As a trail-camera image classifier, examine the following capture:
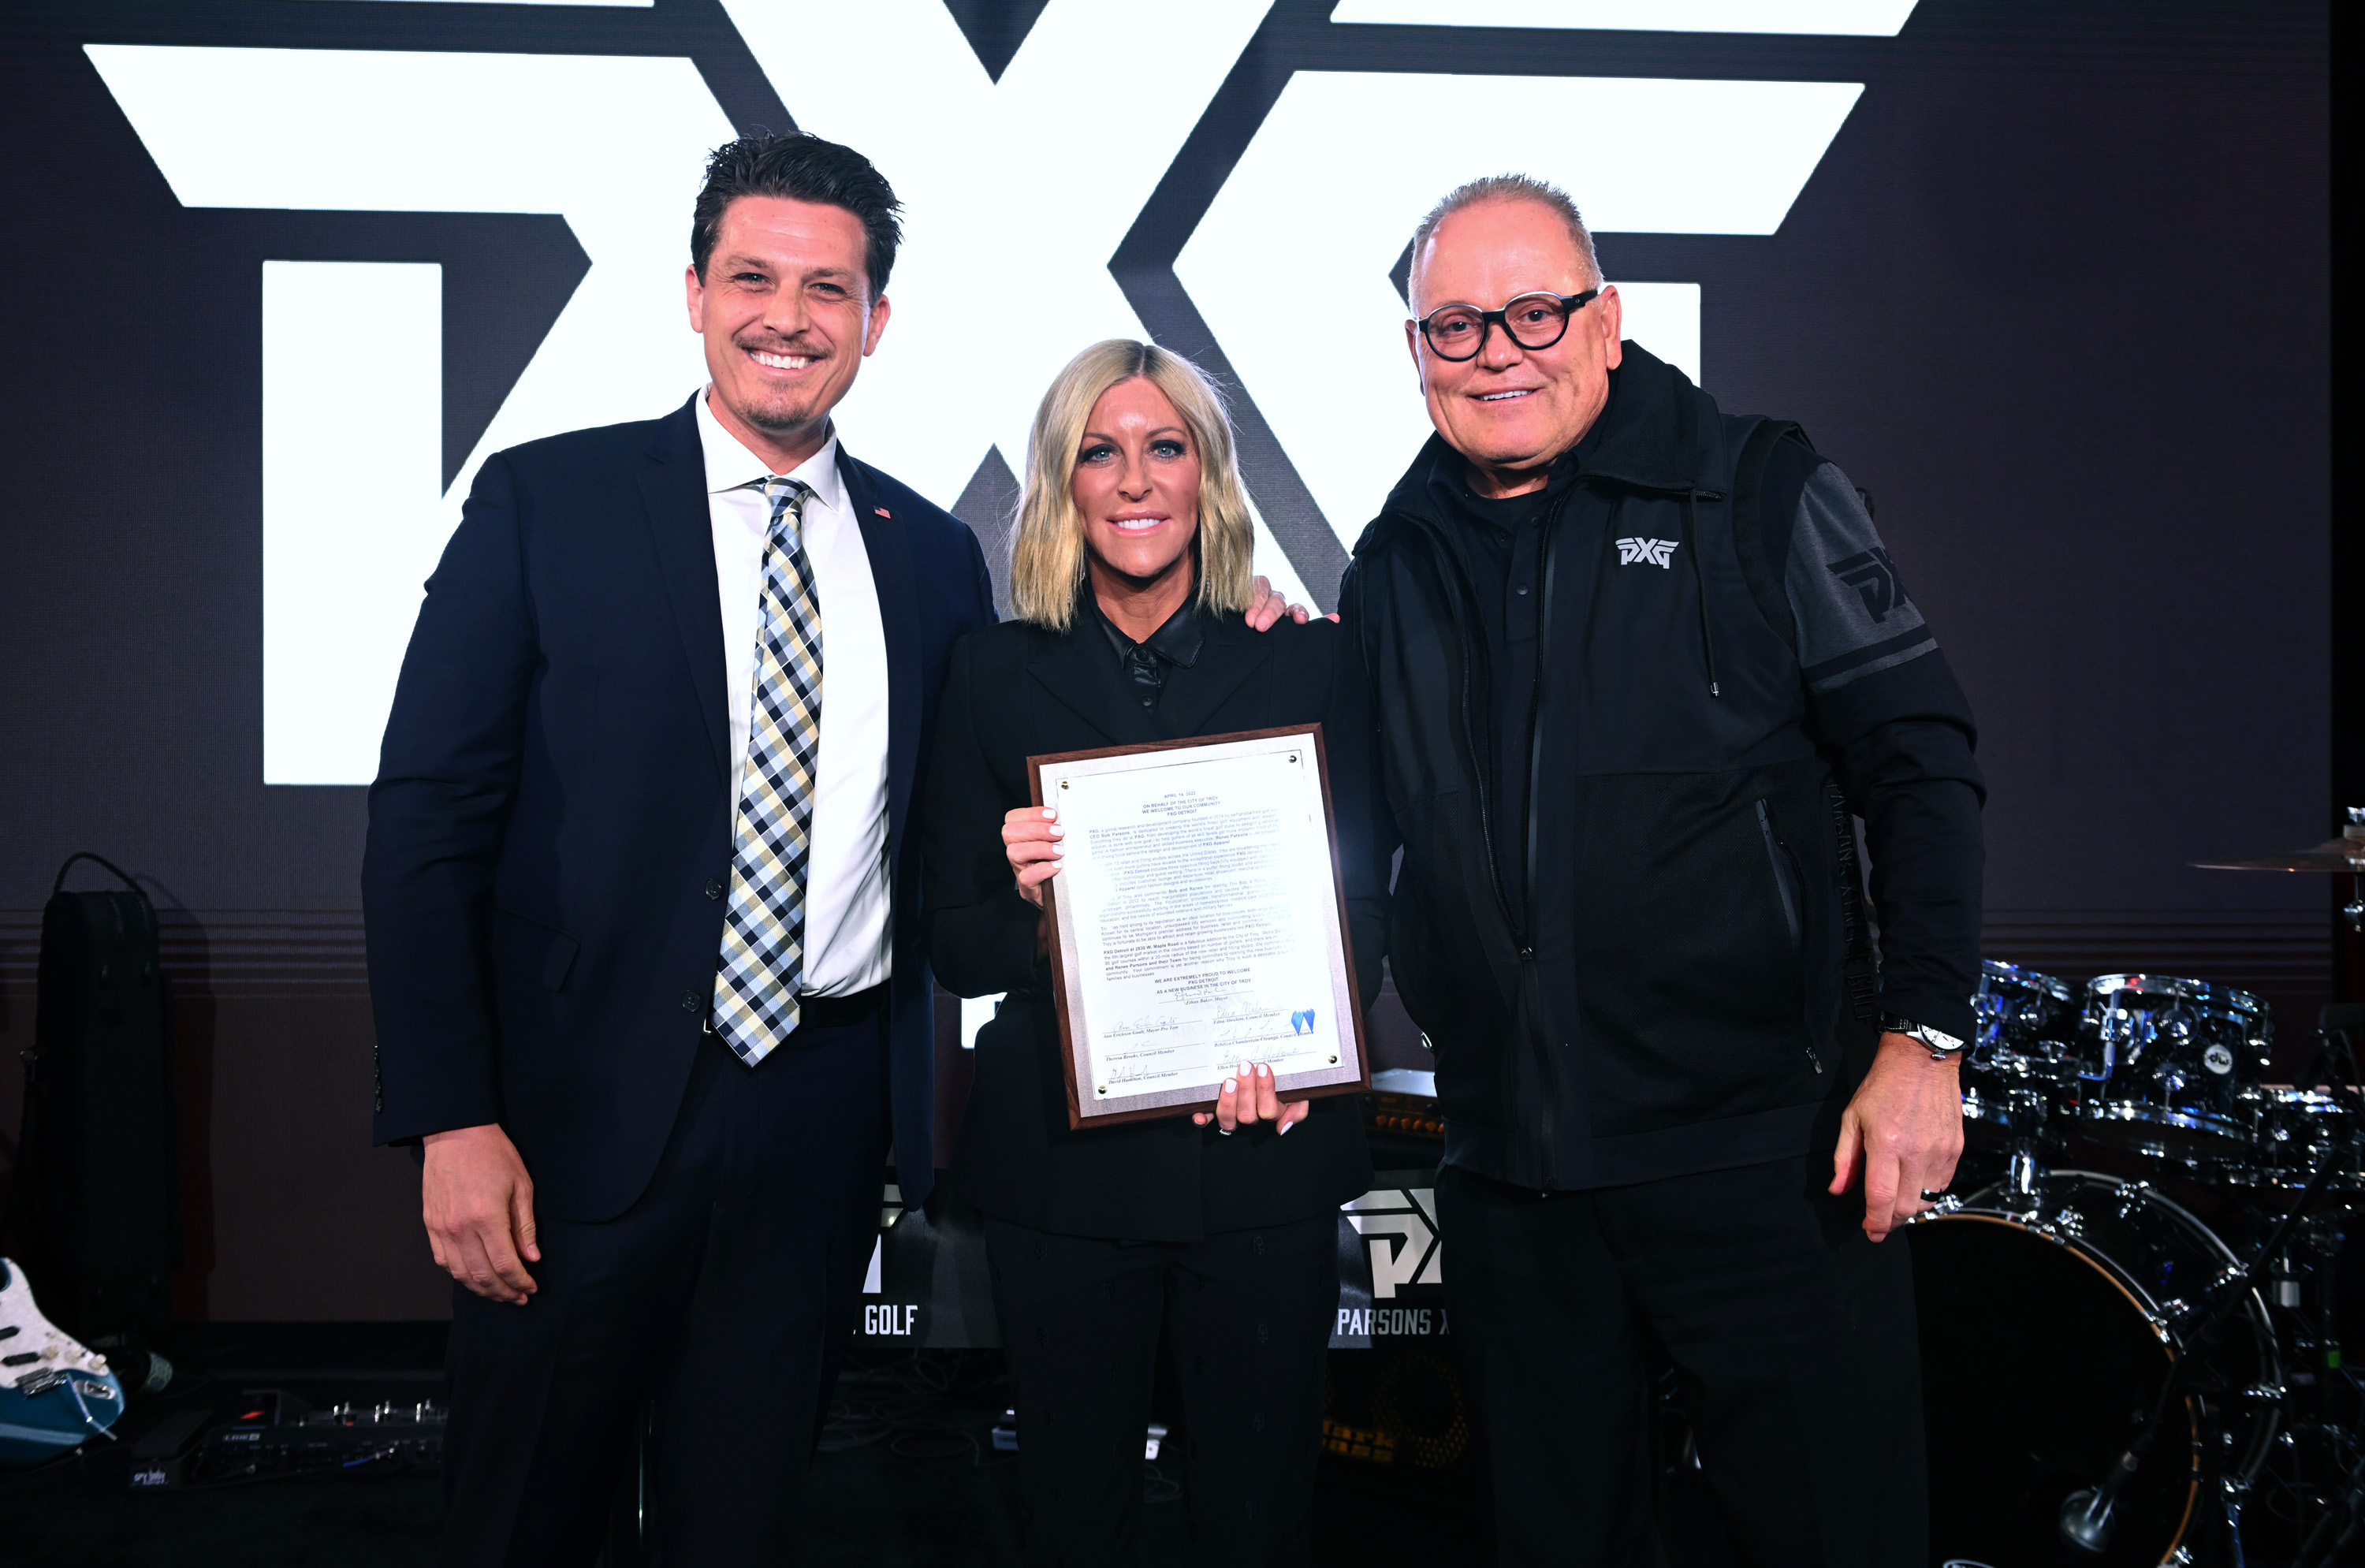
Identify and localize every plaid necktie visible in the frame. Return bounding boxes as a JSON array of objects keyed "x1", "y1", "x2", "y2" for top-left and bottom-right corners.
[{"x1": 712, "y1": 476, "x2": 824, "y2": 1066}]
